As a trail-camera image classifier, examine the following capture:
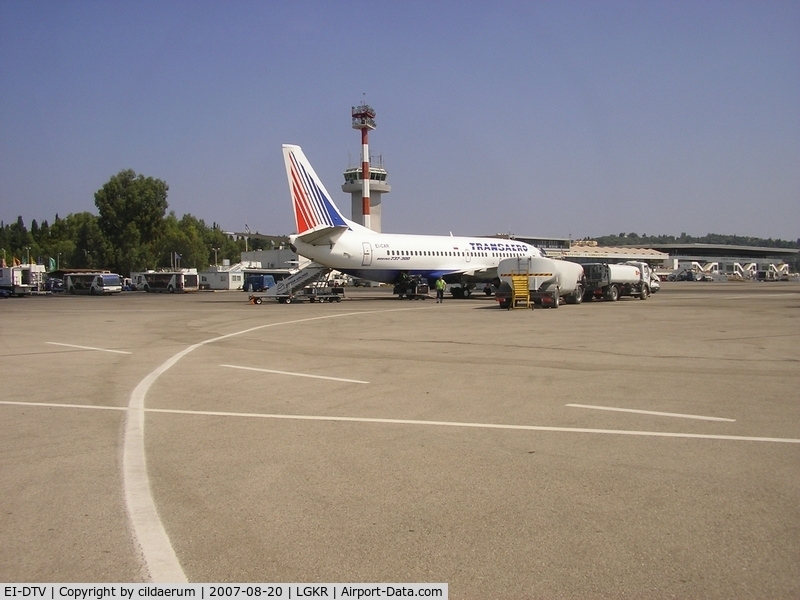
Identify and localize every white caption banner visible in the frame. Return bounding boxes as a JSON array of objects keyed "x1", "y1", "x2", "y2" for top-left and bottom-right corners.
[{"x1": 2, "y1": 584, "x2": 448, "y2": 600}]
